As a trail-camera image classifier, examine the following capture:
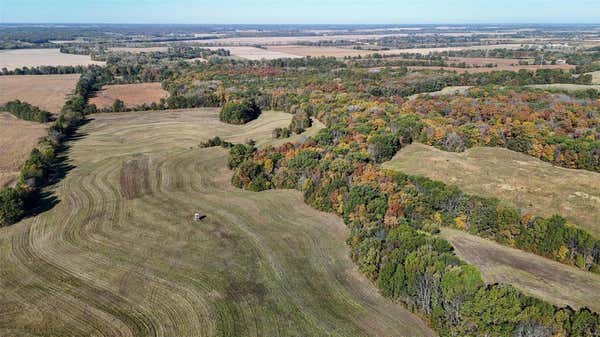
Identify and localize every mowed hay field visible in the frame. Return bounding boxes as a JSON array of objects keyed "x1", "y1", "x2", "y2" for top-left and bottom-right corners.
[
  {"x1": 89, "y1": 83, "x2": 169, "y2": 109},
  {"x1": 0, "y1": 113, "x2": 48, "y2": 187},
  {"x1": 108, "y1": 47, "x2": 169, "y2": 53},
  {"x1": 526, "y1": 83, "x2": 600, "y2": 91},
  {"x1": 0, "y1": 49, "x2": 105, "y2": 71},
  {"x1": 441, "y1": 228, "x2": 600, "y2": 312},
  {"x1": 383, "y1": 143, "x2": 600, "y2": 236},
  {"x1": 0, "y1": 109, "x2": 434, "y2": 337},
  {"x1": 0, "y1": 74, "x2": 80, "y2": 113},
  {"x1": 208, "y1": 46, "x2": 301, "y2": 60}
]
